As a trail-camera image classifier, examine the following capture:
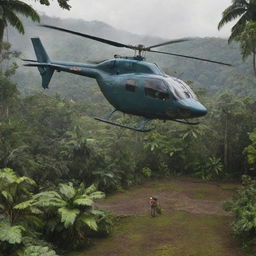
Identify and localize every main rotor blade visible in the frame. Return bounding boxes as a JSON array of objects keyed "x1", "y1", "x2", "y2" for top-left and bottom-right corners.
[
  {"x1": 21, "y1": 58, "x2": 38, "y2": 62},
  {"x1": 41, "y1": 25, "x2": 135, "y2": 49},
  {"x1": 147, "y1": 38, "x2": 191, "y2": 49},
  {"x1": 148, "y1": 49, "x2": 232, "y2": 66}
]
